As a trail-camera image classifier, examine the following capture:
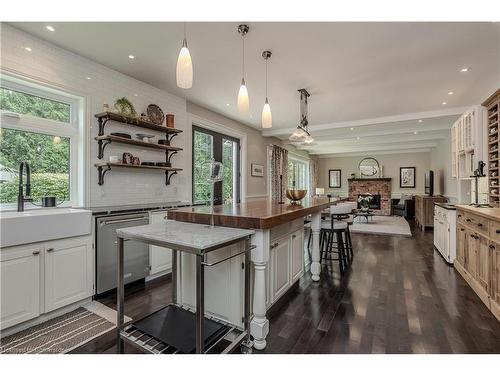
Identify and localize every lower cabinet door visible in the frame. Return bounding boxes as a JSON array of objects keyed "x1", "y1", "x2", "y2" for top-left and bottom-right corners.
[
  {"x1": 475, "y1": 234, "x2": 490, "y2": 293},
  {"x1": 290, "y1": 229, "x2": 304, "y2": 282},
  {"x1": 466, "y1": 230, "x2": 478, "y2": 278},
  {"x1": 491, "y1": 242, "x2": 500, "y2": 307},
  {"x1": 44, "y1": 236, "x2": 93, "y2": 313},
  {"x1": 456, "y1": 224, "x2": 467, "y2": 267},
  {"x1": 0, "y1": 245, "x2": 41, "y2": 330},
  {"x1": 149, "y1": 211, "x2": 172, "y2": 275},
  {"x1": 270, "y1": 237, "x2": 290, "y2": 303}
]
